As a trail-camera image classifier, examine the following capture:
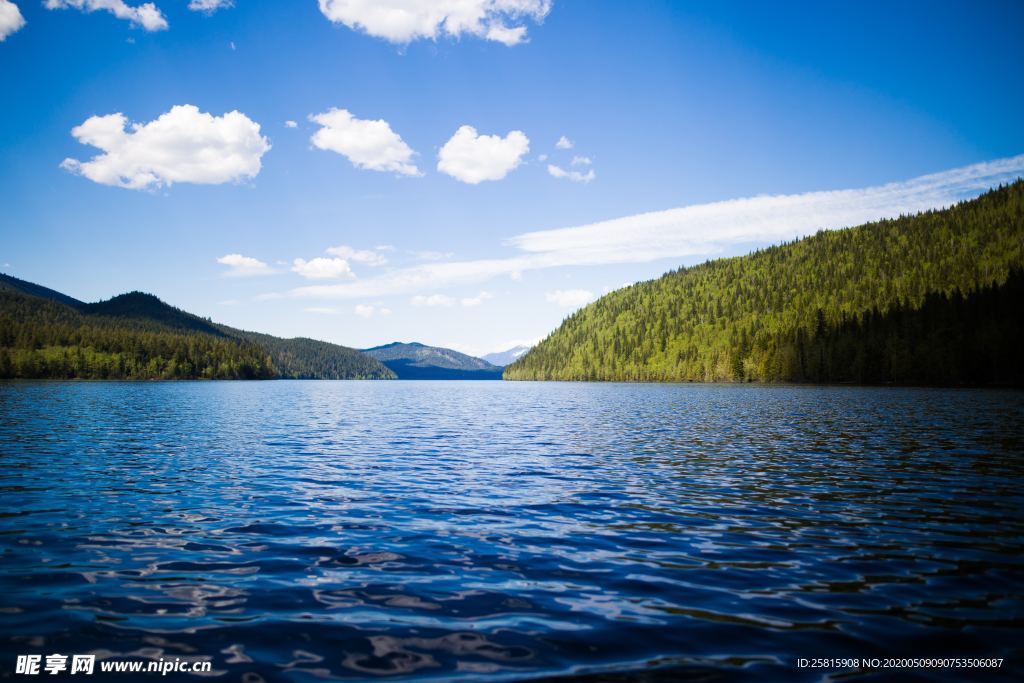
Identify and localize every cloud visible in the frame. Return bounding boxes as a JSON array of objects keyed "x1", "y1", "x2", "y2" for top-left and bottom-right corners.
[
  {"x1": 545, "y1": 289, "x2": 594, "y2": 308},
  {"x1": 310, "y1": 108, "x2": 421, "y2": 176},
  {"x1": 409, "y1": 249, "x2": 453, "y2": 261},
  {"x1": 355, "y1": 303, "x2": 391, "y2": 317},
  {"x1": 61, "y1": 105, "x2": 269, "y2": 190},
  {"x1": 286, "y1": 155, "x2": 1024, "y2": 300},
  {"x1": 437, "y1": 125, "x2": 529, "y2": 184},
  {"x1": 0, "y1": 1, "x2": 26, "y2": 41},
  {"x1": 555, "y1": 135, "x2": 573, "y2": 149},
  {"x1": 411, "y1": 293, "x2": 455, "y2": 307},
  {"x1": 304, "y1": 306, "x2": 338, "y2": 315},
  {"x1": 217, "y1": 254, "x2": 276, "y2": 278},
  {"x1": 548, "y1": 164, "x2": 595, "y2": 183},
  {"x1": 45, "y1": 0, "x2": 168, "y2": 31},
  {"x1": 461, "y1": 291, "x2": 493, "y2": 307},
  {"x1": 317, "y1": 0, "x2": 550, "y2": 46},
  {"x1": 571, "y1": 155, "x2": 591, "y2": 166},
  {"x1": 188, "y1": 0, "x2": 231, "y2": 11},
  {"x1": 284, "y1": 120, "x2": 298, "y2": 129},
  {"x1": 326, "y1": 244, "x2": 388, "y2": 266},
  {"x1": 292, "y1": 257, "x2": 356, "y2": 280}
]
